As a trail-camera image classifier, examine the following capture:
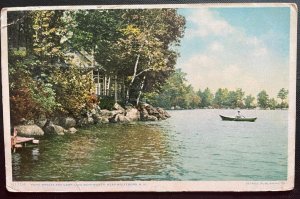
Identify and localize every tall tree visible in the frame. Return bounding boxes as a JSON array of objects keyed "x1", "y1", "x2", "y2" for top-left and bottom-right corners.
[
  {"x1": 225, "y1": 88, "x2": 245, "y2": 108},
  {"x1": 244, "y1": 95, "x2": 255, "y2": 109},
  {"x1": 277, "y1": 88, "x2": 288, "y2": 108},
  {"x1": 257, "y1": 90, "x2": 269, "y2": 109},
  {"x1": 268, "y1": 98, "x2": 278, "y2": 110},
  {"x1": 198, "y1": 88, "x2": 214, "y2": 108},
  {"x1": 213, "y1": 88, "x2": 229, "y2": 108},
  {"x1": 185, "y1": 85, "x2": 201, "y2": 109},
  {"x1": 116, "y1": 9, "x2": 185, "y2": 104},
  {"x1": 144, "y1": 69, "x2": 197, "y2": 109},
  {"x1": 68, "y1": 9, "x2": 185, "y2": 104}
]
